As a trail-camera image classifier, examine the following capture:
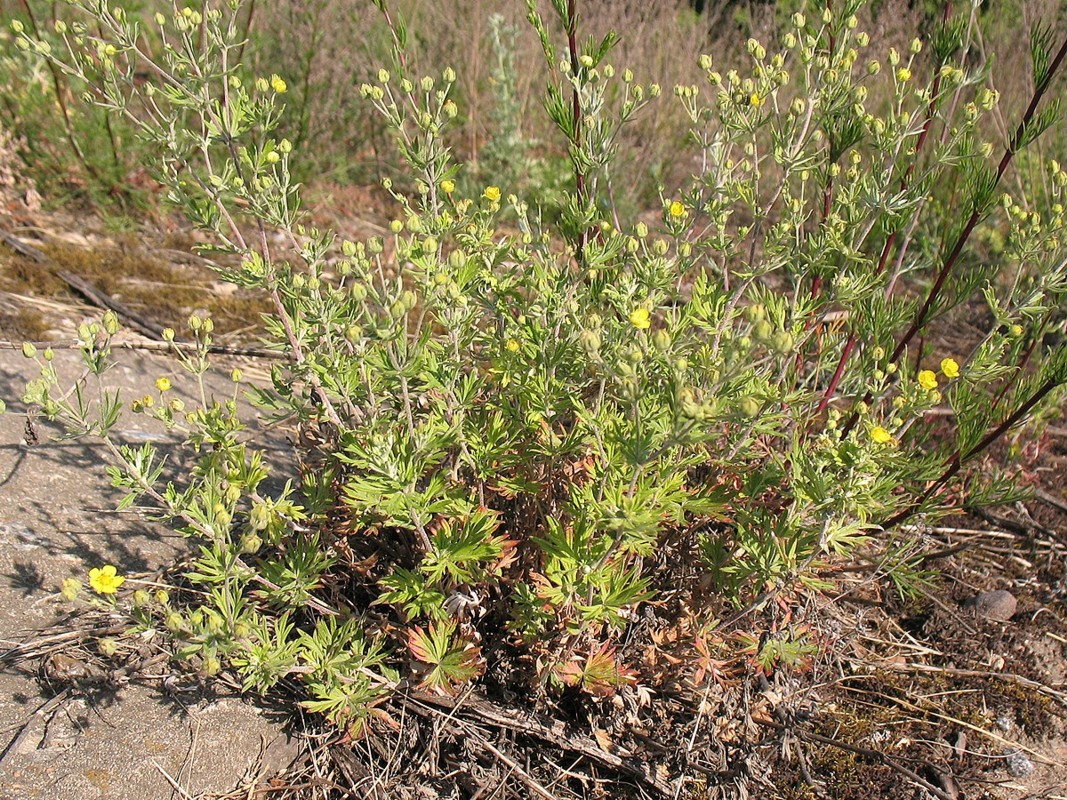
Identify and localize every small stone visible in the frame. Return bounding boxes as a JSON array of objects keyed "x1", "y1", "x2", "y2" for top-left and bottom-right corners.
[
  {"x1": 971, "y1": 589, "x2": 1017, "y2": 622},
  {"x1": 1005, "y1": 748, "x2": 1034, "y2": 778}
]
